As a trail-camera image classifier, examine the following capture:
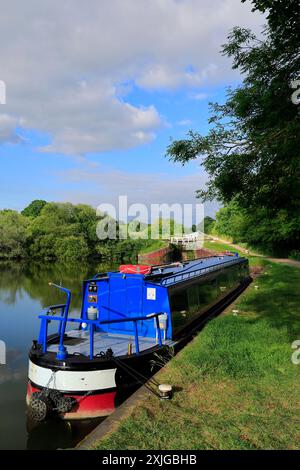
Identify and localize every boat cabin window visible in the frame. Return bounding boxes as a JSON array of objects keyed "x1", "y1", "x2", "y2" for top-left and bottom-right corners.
[{"x1": 169, "y1": 262, "x2": 248, "y2": 334}]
